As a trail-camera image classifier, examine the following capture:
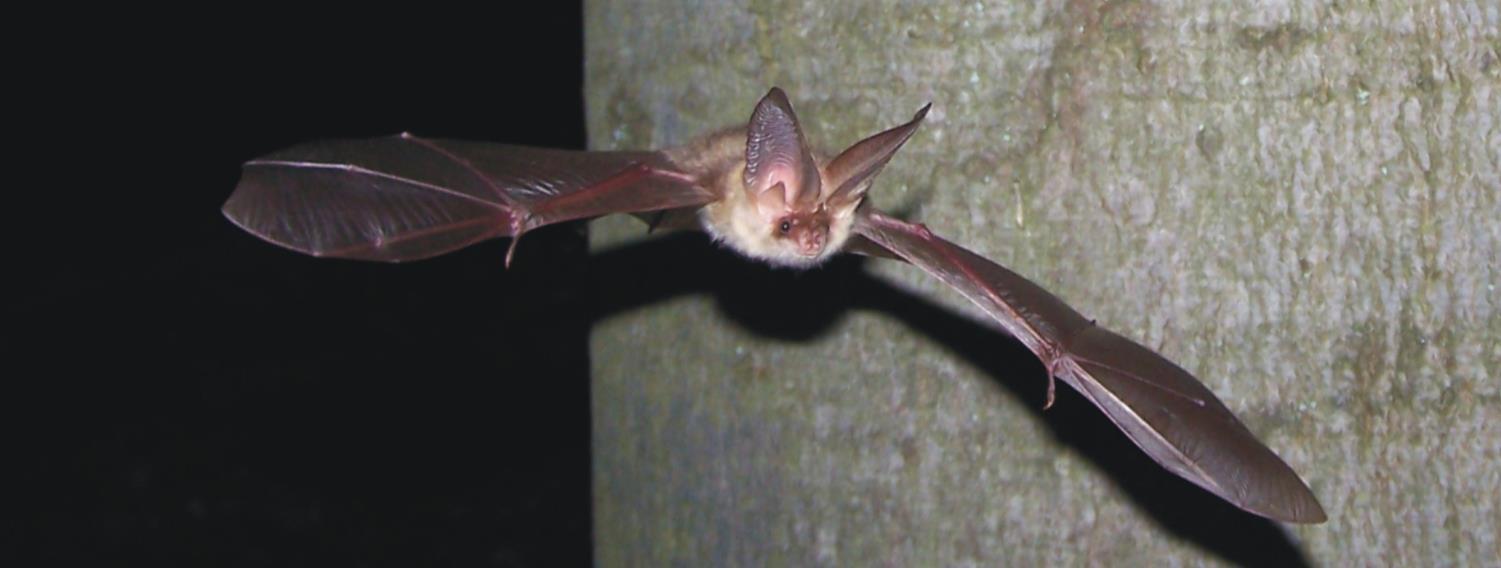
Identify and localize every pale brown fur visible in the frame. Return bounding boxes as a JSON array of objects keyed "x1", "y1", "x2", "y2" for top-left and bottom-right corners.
[{"x1": 664, "y1": 129, "x2": 859, "y2": 269}]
